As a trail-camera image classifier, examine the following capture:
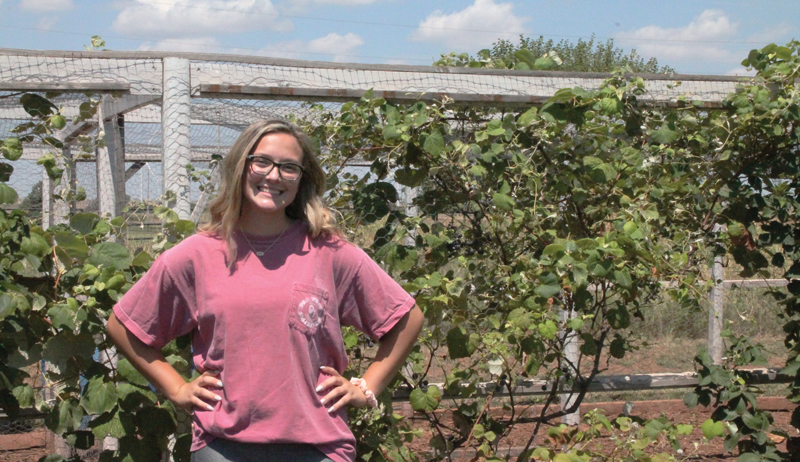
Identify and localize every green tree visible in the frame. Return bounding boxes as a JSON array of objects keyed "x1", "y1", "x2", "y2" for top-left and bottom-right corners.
[
  {"x1": 20, "y1": 180, "x2": 42, "y2": 216},
  {"x1": 435, "y1": 34, "x2": 674, "y2": 73}
]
